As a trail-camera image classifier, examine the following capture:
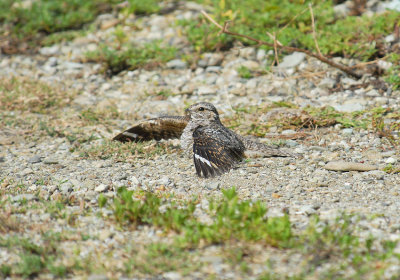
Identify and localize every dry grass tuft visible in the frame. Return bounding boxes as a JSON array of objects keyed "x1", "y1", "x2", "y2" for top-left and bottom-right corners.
[
  {"x1": 0, "y1": 210, "x2": 20, "y2": 233},
  {"x1": 0, "y1": 77, "x2": 77, "y2": 114}
]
